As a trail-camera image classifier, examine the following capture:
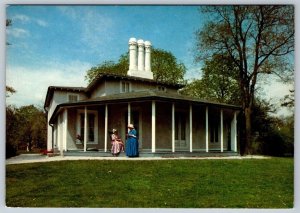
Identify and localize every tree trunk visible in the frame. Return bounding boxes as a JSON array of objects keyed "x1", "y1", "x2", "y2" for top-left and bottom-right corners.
[{"x1": 244, "y1": 106, "x2": 252, "y2": 155}]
